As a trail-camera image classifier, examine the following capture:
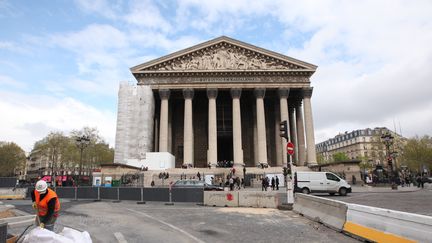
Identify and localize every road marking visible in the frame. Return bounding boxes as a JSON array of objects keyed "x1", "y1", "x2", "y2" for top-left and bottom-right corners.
[
  {"x1": 343, "y1": 221, "x2": 415, "y2": 243},
  {"x1": 114, "y1": 232, "x2": 128, "y2": 243},
  {"x1": 127, "y1": 208, "x2": 205, "y2": 243}
]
